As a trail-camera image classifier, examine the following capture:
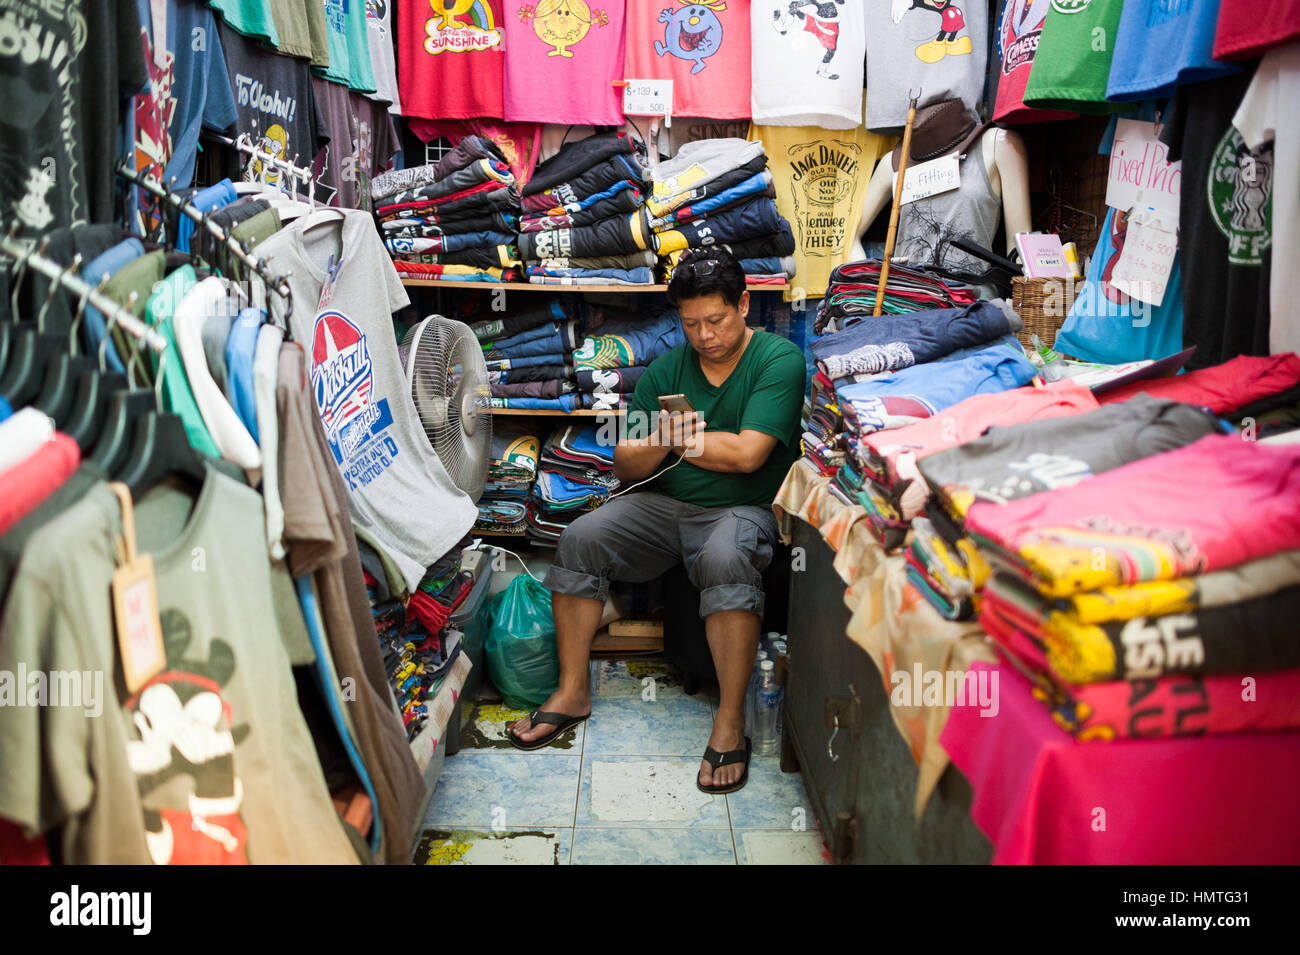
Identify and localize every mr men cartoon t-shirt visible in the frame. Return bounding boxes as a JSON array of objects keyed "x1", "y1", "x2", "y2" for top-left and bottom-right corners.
[
  {"x1": 504, "y1": 0, "x2": 627, "y2": 125},
  {"x1": 992, "y1": 0, "x2": 1077, "y2": 122},
  {"x1": 750, "y1": 0, "x2": 866, "y2": 129},
  {"x1": 624, "y1": 0, "x2": 751, "y2": 119},
  {"x1": 132, "y1": 0, "x2": 239, "y2": 192},
  {"x1": 399, "y1": 0, "x2": 506, "y2": 120},
  {"x1": 750, "y1": 123, "x2": 896, "y2": 299},
  {"x1": 1161, "y1": 70, "x2": 1272, "y2": 369},
  {"x1": 863, "y1": 0, "x2": 989, "y2": 132},
  {"x1": 220, "y1": 22, "x2": 331, "y2": 186}
]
